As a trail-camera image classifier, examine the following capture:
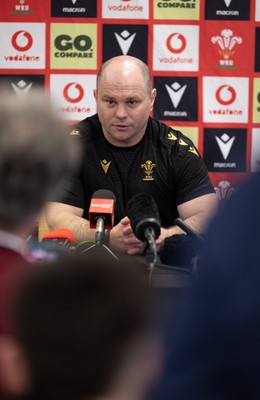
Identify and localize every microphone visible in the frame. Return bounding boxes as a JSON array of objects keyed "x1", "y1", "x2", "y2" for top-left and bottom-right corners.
[
  {"x1": 159, "y1": 220, "x2": 204, "y2": 271},
  {"x1": 159, "y1": 234, "x2": 202, "y2": 269},
  {"x1": 175, "y1": 218, "x2": 204, "y2": 244},
  {"x1": 89, "y1": 189, "x2": 115, "y2": 244},
  {"x1": 126, "y1": 192, "x2": 161, "y2": 266},
  {"x1": 26, "y1": 228, "x2": 75, "y2": 262},
  {"x1": 41, "y1": 228, "x2": 75, "y2": 249}
]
